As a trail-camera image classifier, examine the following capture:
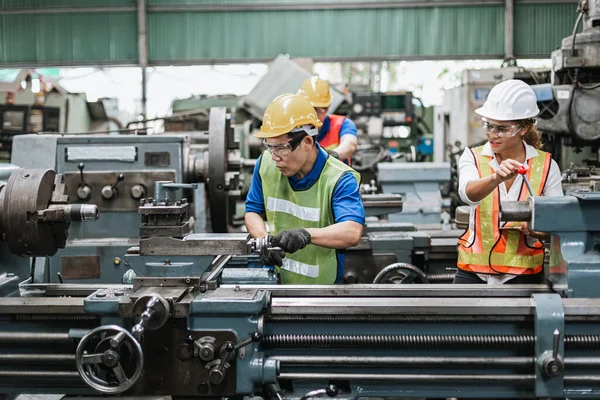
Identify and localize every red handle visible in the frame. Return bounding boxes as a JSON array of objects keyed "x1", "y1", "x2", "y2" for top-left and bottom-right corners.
[{"x1": 517, "y1": 165, "x2": 527, "y2": 175}]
